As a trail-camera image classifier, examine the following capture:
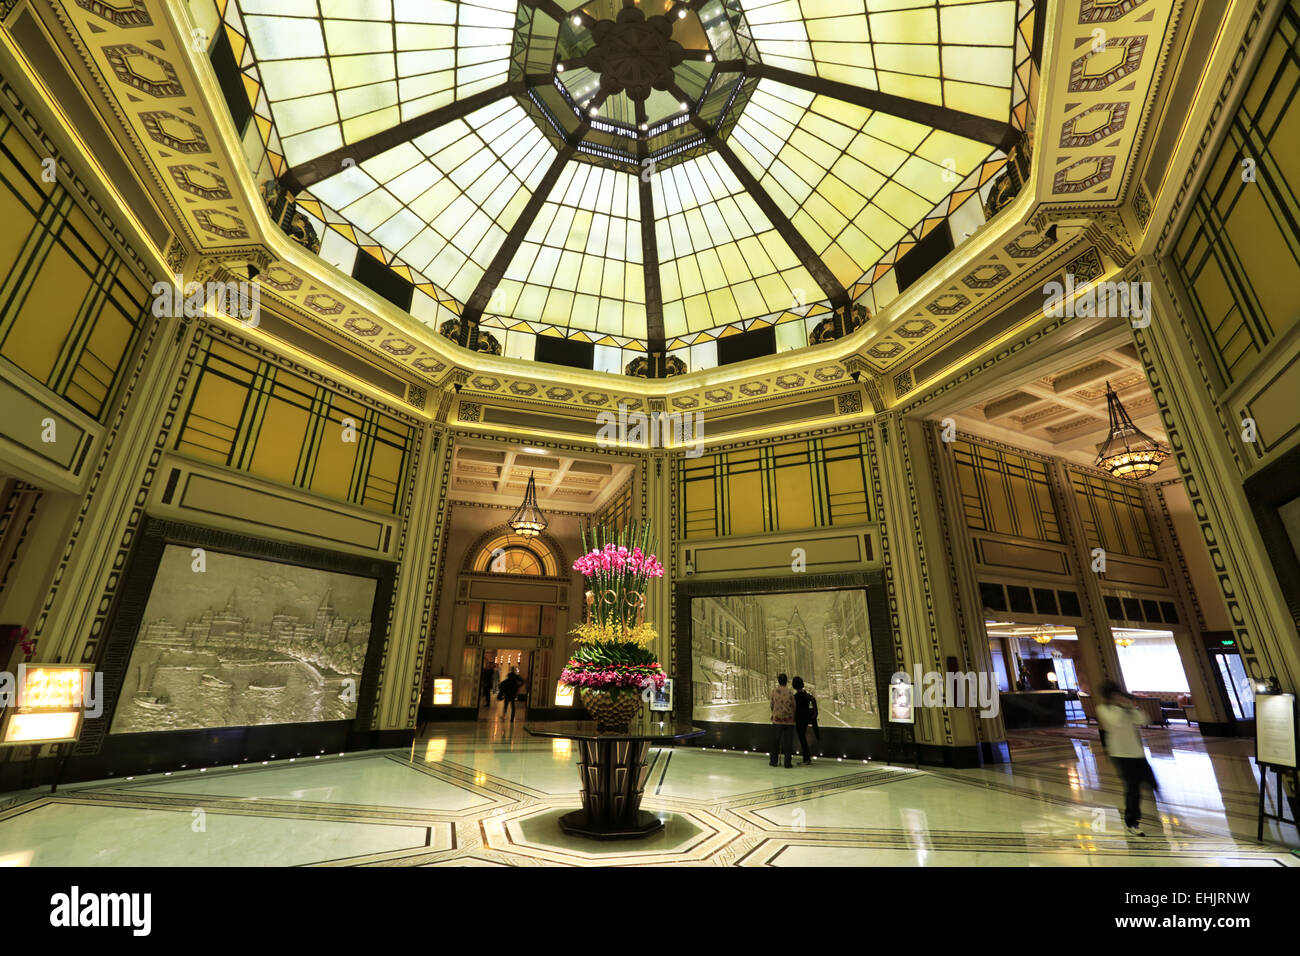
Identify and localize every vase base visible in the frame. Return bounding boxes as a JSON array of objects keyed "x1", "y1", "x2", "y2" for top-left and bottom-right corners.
[{"x1": 558, "y1": 809, "x2": 664, "y2": 840}]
